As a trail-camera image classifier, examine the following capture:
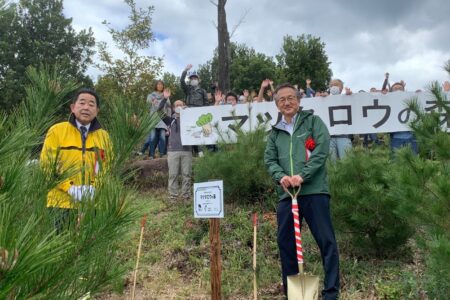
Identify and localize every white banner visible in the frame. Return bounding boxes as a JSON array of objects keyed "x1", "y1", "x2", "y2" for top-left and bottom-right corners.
[{"x1": 180, "y1": 91, "x2": 450, "y2": 145}]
